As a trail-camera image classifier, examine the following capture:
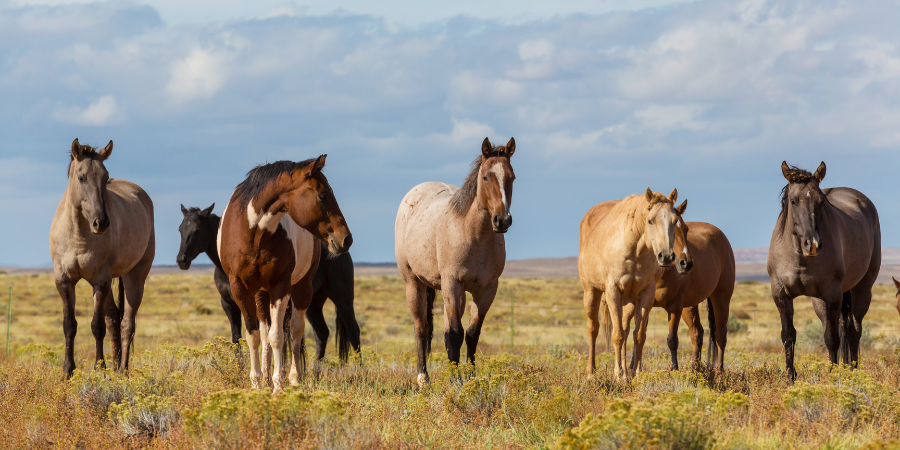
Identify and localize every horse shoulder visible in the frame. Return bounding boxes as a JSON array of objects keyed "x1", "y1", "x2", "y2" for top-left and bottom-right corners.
[{"x1": 279, "y1": 217, "x2": 317, "y2": 285}]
